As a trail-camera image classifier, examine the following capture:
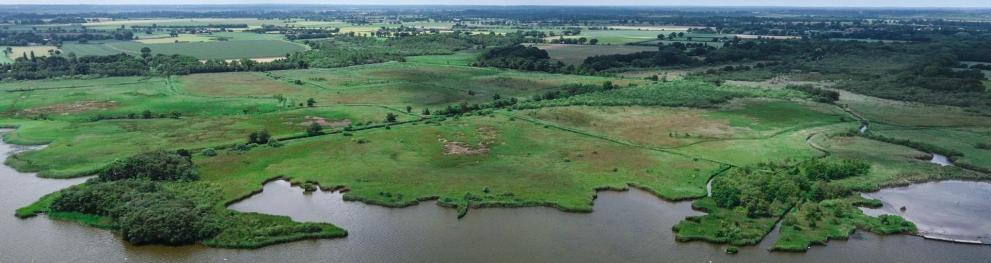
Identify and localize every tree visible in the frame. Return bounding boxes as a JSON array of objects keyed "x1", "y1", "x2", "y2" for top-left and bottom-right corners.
[
  {"x1": 602, "y1": 81, "x2": 614, "y2": 90},
  {"x1": 385, "y1": 112, "x2": 398, "y2": 123},
  {"x1": 306, "y1": 122, "x2": 323, "y2": 136},
  {"x1": 306, "y1": 98, "x2": 316, "y2": 107},
  {"x1": 248, "y1": 132, "x2": 258, "y2": 144},
  {"x1": 422, "y1": 108, "x2": 431, "y2": 115},
  {"x1": 255, "y1": 130, "x2": 271, "y2": 144},
  {"x1": 405, "y1": 106, "x2": 412, "y2": 113},
  {"x1": 589, "y1": 39, "x2": 599, "y2": 45},
  {"x1": 142, "y1": 110, "x2": 153, "y2": 119},
  {"x1": 140, "y1": 47, "x2": 152, "y2": 59}
]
